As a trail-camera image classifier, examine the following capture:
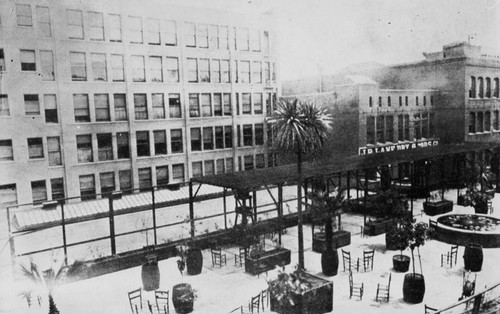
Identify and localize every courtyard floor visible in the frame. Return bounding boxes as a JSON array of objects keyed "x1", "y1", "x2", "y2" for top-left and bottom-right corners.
[{"x1": 1, "y1": 190, "x2": 500, "y2": 314}]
